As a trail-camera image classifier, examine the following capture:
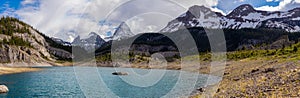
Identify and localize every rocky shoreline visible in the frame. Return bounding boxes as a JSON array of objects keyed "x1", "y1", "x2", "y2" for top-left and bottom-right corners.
[
  {"x1": 0, "y1": 66, "x2": 42, "y2": 75},
  {"x1": 0, "y1": 58, "x2": 299, "y2": 97},
  {"x1": 191, "y1": 59, "x2": 300, "y2": 97}
]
